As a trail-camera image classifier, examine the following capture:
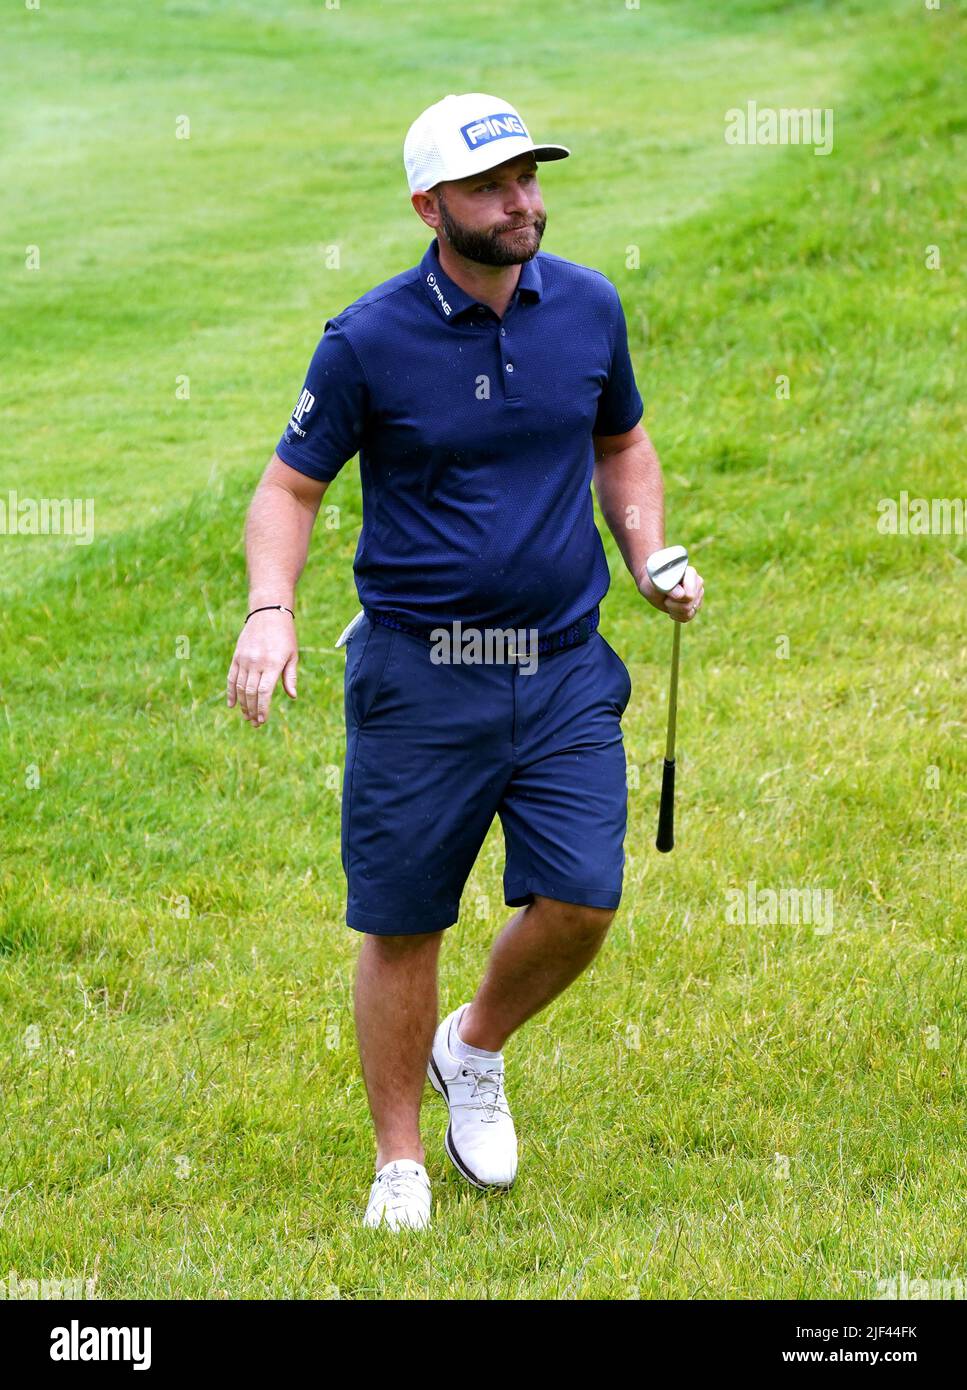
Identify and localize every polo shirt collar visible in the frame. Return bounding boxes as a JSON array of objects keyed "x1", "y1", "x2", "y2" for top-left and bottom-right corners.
[
  {"x1": 419, "y1": 238, "x2": 543, "y2": 322},
  {"x1": 517, "y1": 252, "x2": 542, "y2": 303}
]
